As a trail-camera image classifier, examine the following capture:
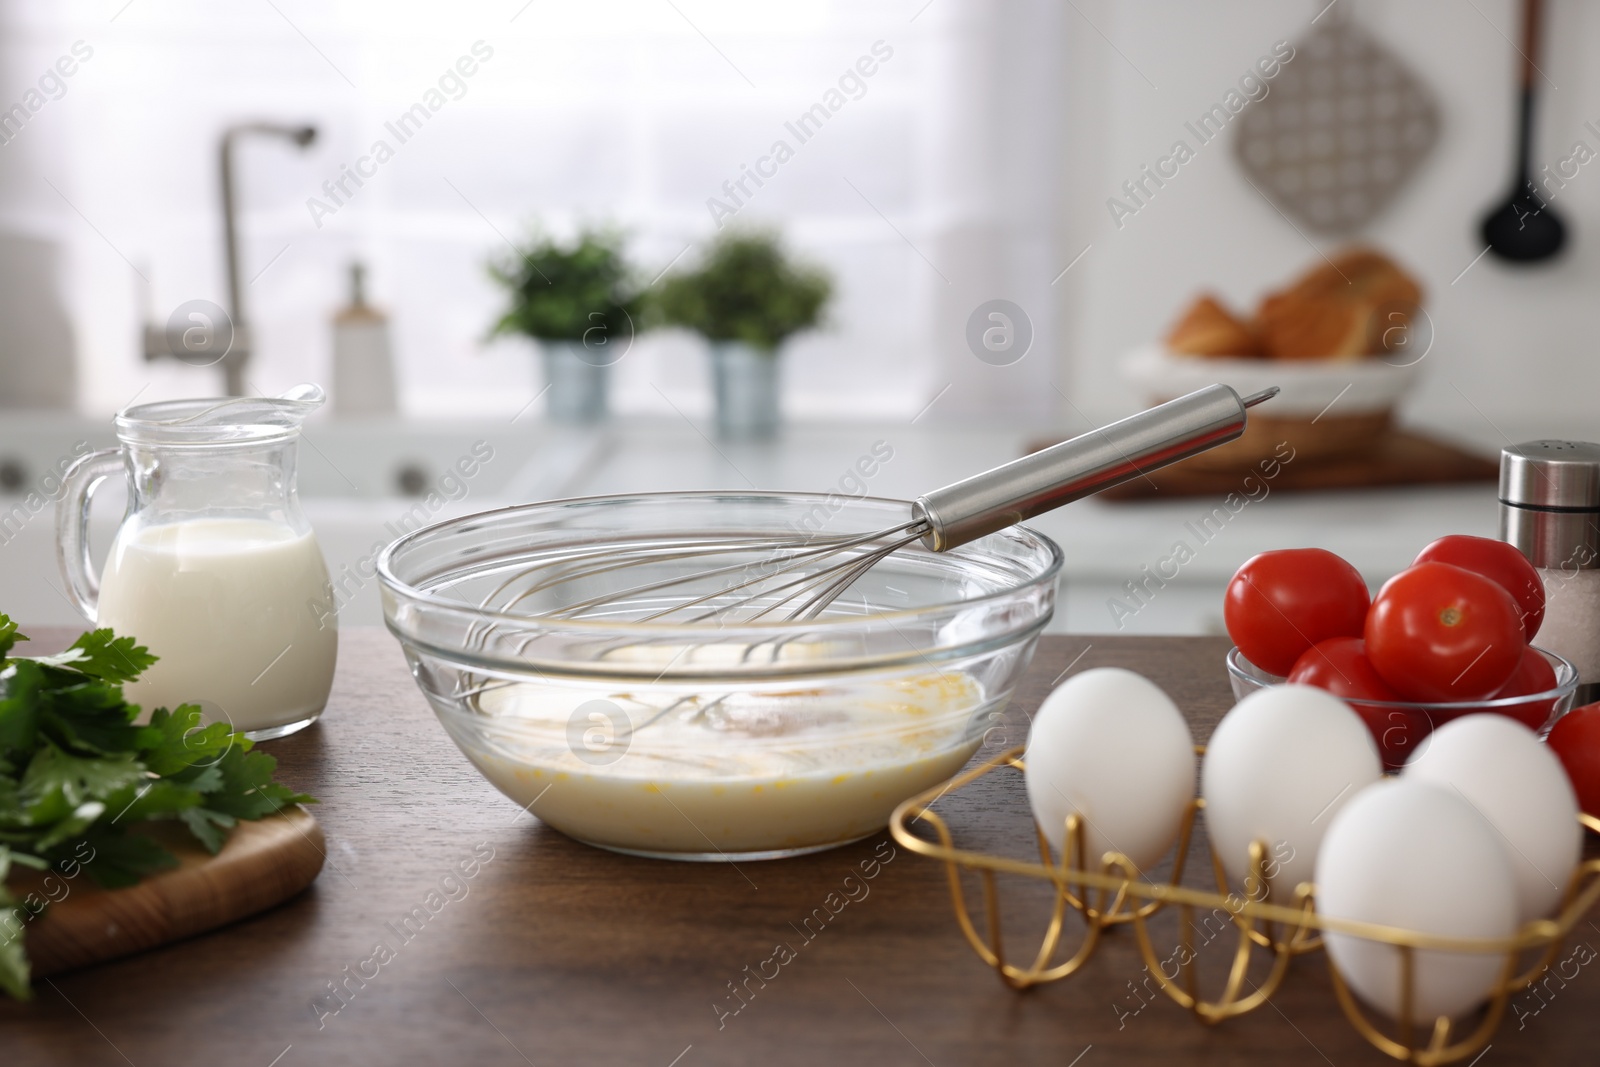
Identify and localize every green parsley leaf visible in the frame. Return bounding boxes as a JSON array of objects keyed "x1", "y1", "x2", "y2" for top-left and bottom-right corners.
[
  {"x1": 20, "y1": 745, "x2": 147, "y2": 816},
  {"x1": 37, "y1": 679, "x2": 143, "y2": 757},
  {"x1": 0, "y1": 848, "x2": 30, "y2": 1001},
  {"x1": 47, "y1": 630, "x2": 156, "y2": 685},
  {"x1": 178, "y1": 808, "x2": 237, "y2": 854},
  {"x1": 0, "y1": 661, "x2": 45, "y2": 759},
  {"x1": 73, "y1": 828, "x2": 179, "y2": 889},
  {"x1": 202, "y1": 745, "x2": 314, "y2": 820},
  {"x1": 31, "y1": 800, "x2": 107, "y2": 853},
  {"x1": 136, "y1": 705, "x2": 236, "y2": 777},
  {"x1": 100, "y1": 779, "x2": 201, "y2": 826},
  {"x1": 0, "y1": 615, "x2": 25, "y2": 660},
  {"x1": 178, "y1": 764, "x2": 223, "y2": 795}
]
